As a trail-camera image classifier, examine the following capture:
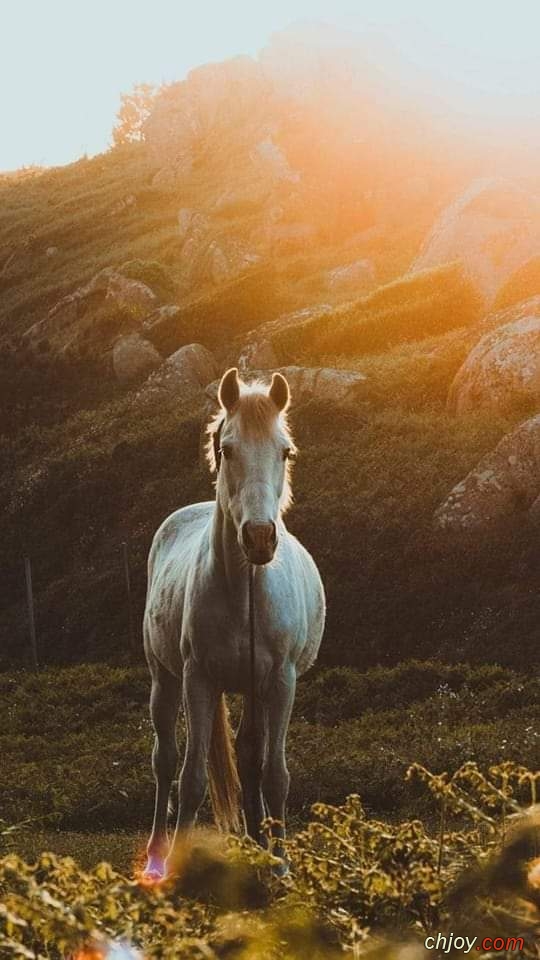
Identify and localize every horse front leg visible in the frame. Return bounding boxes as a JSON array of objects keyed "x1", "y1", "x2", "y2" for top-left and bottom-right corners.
[
  {"x1": 144, "y1": 661, "x2": 181, "y2": 880},
  {"x1": 263, "y1": 661, "x2": 296, "y2": 874},
  {"x1": 167, "y1": 660, "x2": 219, "y2": 868},
  {"x1": 236, "y1": 698, "x2": 267, "y2": 846}
]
